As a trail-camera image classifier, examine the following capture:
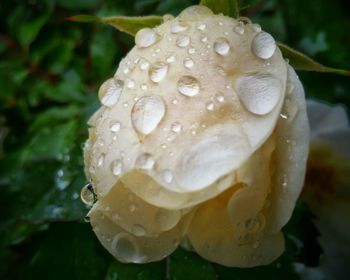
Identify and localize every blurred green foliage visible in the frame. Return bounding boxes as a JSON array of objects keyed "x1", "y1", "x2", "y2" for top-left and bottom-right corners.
[{"x1": 0, "y1": 0, "x2": 348, "y2": 279}]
